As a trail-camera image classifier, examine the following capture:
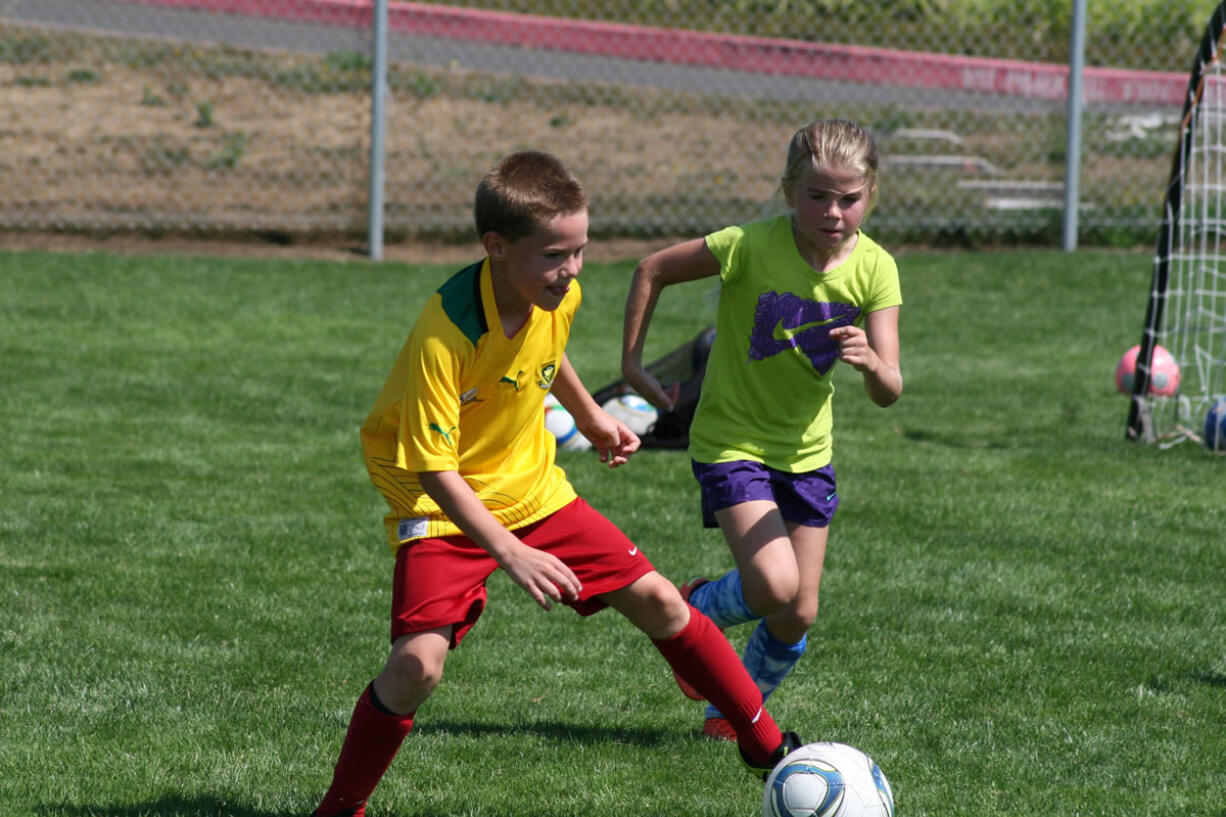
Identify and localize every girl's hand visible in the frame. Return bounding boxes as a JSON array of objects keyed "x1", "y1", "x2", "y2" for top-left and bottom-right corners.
[
  {"x1": 830, "y1": 310, "x2": 903, "y2": 407},
  {"x1": 829, "y1": 324, "x2": 877, "y2": 372},
  {"x1": 620, "y1": 364, "x2": 681, "y2": 412}
]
